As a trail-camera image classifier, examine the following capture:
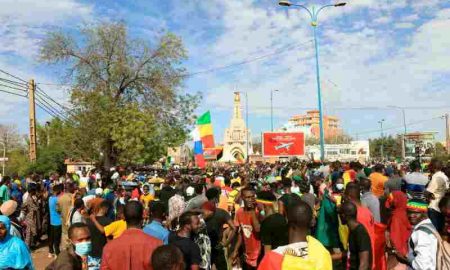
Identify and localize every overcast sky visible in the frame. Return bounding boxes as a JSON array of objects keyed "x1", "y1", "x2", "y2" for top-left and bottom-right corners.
[{"x1": 0, "y1": 0, "x2": 449, "y2": 143}]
